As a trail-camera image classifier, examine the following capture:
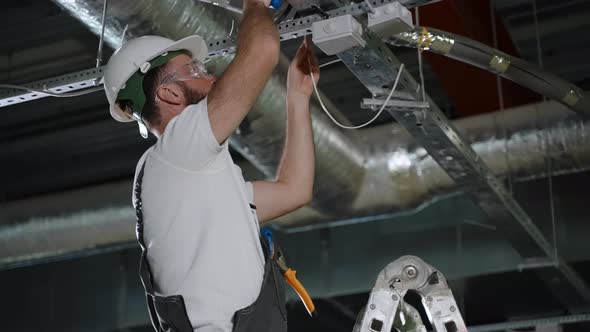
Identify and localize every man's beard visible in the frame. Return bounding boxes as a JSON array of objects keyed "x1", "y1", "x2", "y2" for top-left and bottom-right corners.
[{"x1": 178, "y1": 81, "x2": 207, "y2": 105}]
